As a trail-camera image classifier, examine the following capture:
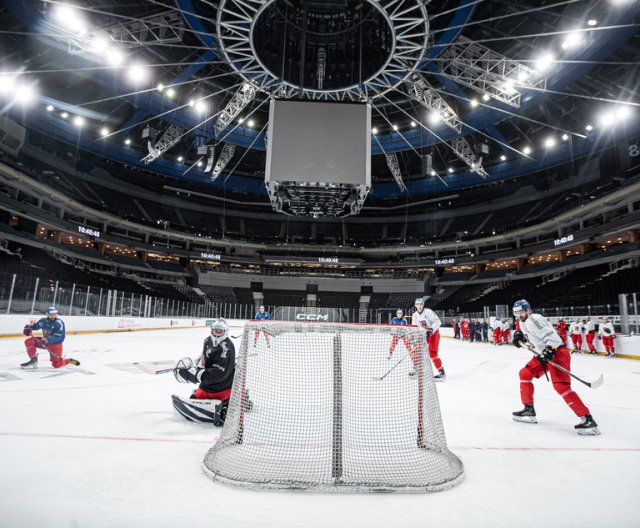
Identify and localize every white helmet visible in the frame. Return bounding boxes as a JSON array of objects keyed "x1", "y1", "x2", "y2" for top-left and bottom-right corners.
[
  {"x1": 415, "y1": 298, "x2": 424, "y2": 306},
  {"x1": 210, "y1": 319, "x2": 229, "y2": 346},
  {"x1": 396, "y1": 309, "x2": 403, "y2": 315}
]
